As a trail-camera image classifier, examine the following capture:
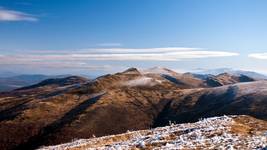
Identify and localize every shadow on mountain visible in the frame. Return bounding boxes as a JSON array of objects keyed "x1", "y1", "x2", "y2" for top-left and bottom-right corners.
[
  {"x1": 14, "y1": 93, "x2": 104, "y2": 150},
  {"x1": 0, "y1": 99, "x2": 31, "y2": 121},
  {"x1": 152, "y1": 86, "x2": 239, "y2": 126}
]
